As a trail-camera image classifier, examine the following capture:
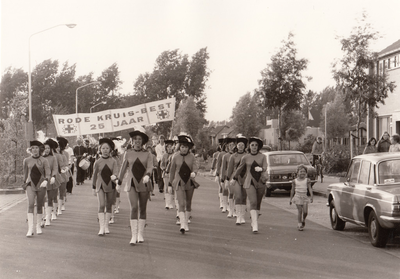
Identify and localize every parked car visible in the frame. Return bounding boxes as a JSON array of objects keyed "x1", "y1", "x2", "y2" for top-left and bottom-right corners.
[
  {"x1": 263, "y1": 151, "x2": 317, "y2": 197},
  {"x1": 327, "y1": 153, "x2": 400, "y2": 247}
]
